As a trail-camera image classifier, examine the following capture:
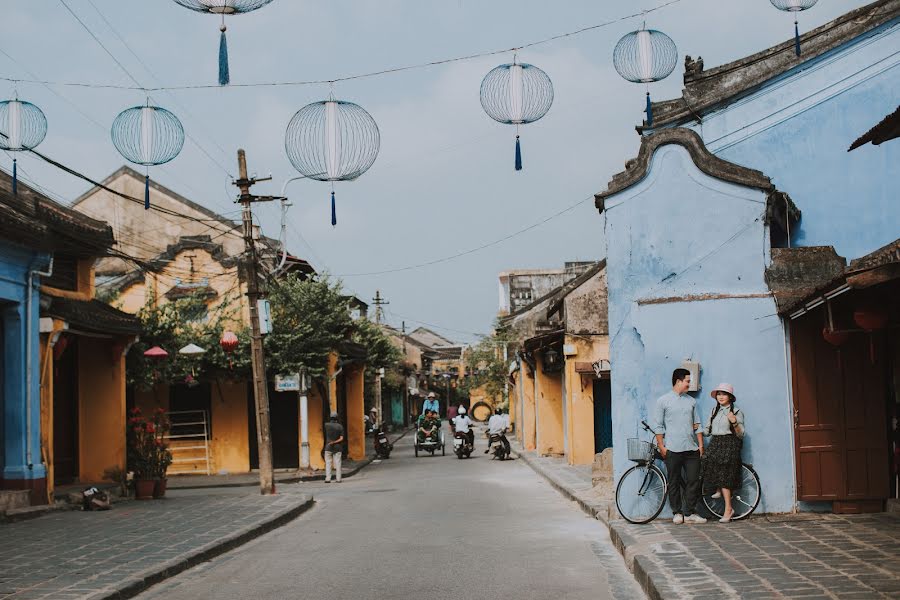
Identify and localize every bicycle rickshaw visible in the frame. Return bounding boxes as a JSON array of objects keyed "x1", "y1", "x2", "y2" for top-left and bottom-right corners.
[{"x1": 414, "y1": 426, "x2": 445, "y2": 457}]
